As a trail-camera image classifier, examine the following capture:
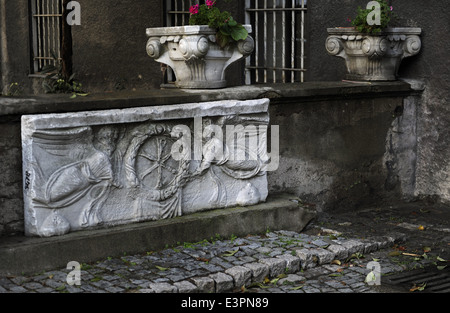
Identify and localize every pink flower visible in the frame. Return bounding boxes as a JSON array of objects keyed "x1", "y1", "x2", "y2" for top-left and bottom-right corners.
[
  {"x1": 189, "y1": 4, "x2": 199, "y2": 14},
  {"x1": 390, "y1": 6, "x2": 393, "y2": 11},
  {"x1": 206, "y1": 0, "x2": 216, "y2": 8}
]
